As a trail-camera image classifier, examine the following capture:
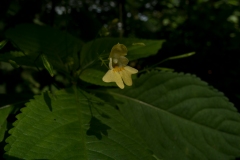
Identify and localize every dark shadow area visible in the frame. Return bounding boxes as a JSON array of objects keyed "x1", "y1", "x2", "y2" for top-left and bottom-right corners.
[
  {"x1": 43, "y1": 92, "x2": 52, "y2": 112},
  {"x1": 86, "y1": 116, "x2": 111, "y2": 140},
  {"x1": 2, "y1": 154, "x2": 23, "y2": 160}
]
